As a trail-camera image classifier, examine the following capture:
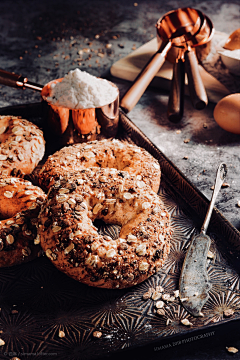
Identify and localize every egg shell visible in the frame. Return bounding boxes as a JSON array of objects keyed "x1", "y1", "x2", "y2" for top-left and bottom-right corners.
[
  {"x1": 224, "y1": 28, "x2": 240, "y2": 50},
  {"x1": 213, "y1": 93, "x2": 240, "y2": 134}
]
